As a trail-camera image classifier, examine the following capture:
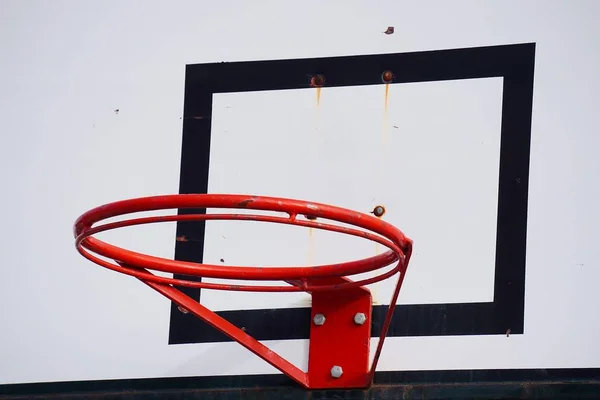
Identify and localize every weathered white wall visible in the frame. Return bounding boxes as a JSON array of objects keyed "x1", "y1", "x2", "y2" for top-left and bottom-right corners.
[{"x1": 1, "y1": 0, "x2": 599, "y2": 385}]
